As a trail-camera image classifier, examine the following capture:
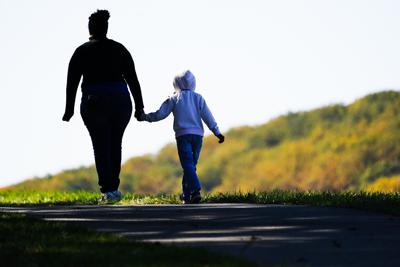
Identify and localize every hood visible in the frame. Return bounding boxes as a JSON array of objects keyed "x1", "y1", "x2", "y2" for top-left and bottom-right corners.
[{"x1": 173, "y1": 70, "x2": 196, "y2": 91}]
